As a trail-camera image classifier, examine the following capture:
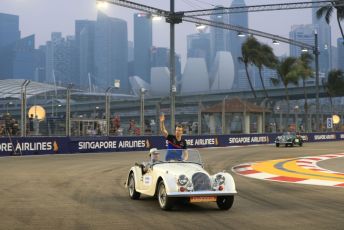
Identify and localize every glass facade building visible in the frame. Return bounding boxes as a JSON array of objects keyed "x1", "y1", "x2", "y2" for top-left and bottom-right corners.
[
  {"x1": 95, "y1": 12, "x2": 129, "y2": 92},
  {"x1": 134, "y1": 13, "x2": 152, "y2": 83}
]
